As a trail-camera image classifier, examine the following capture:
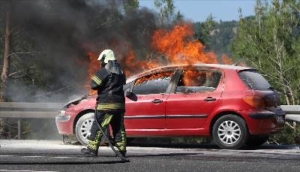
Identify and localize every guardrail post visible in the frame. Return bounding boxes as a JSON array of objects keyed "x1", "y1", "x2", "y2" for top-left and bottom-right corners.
[{"x1": 17, "y1": 118, "x2": 21, "y2": 139}]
